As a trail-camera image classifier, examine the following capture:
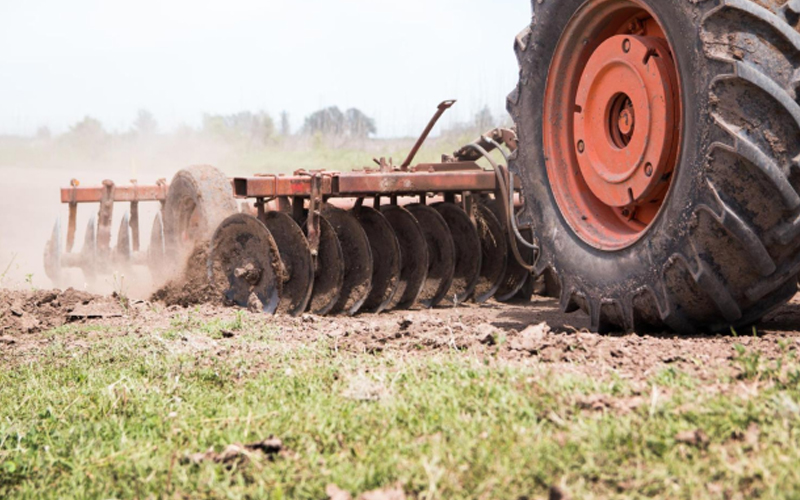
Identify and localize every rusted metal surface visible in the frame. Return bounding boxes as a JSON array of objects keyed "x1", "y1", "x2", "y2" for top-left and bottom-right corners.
[
  {"x1": 234, "y1": 175, "x2": 333, "y2": 198},
  {"x1": 400, "y1": 99, "x2": 456, "y2": 170},
  {"x1": 60, "y1": 183, "x2": 168, "y2": 203},
  {"x1": 232, "y1": 168, "x2": 515, "y2": 199},
  {"x1": 97, "y1": 180, "x2": 115, "y2": 252}
]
